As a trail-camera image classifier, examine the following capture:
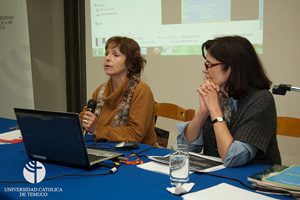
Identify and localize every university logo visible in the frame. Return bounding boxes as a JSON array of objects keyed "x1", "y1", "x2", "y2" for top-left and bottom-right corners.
[{"x1": 23, "y1": 161, "x2": 46, "y2": 184}]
